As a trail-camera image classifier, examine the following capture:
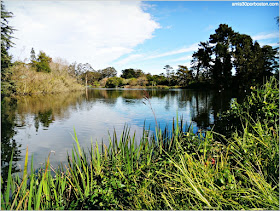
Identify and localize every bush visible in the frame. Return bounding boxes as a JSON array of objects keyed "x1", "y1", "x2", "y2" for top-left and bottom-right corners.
[{"x1": 105, "y1": 77, "x2": 123, "y2": 88}]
